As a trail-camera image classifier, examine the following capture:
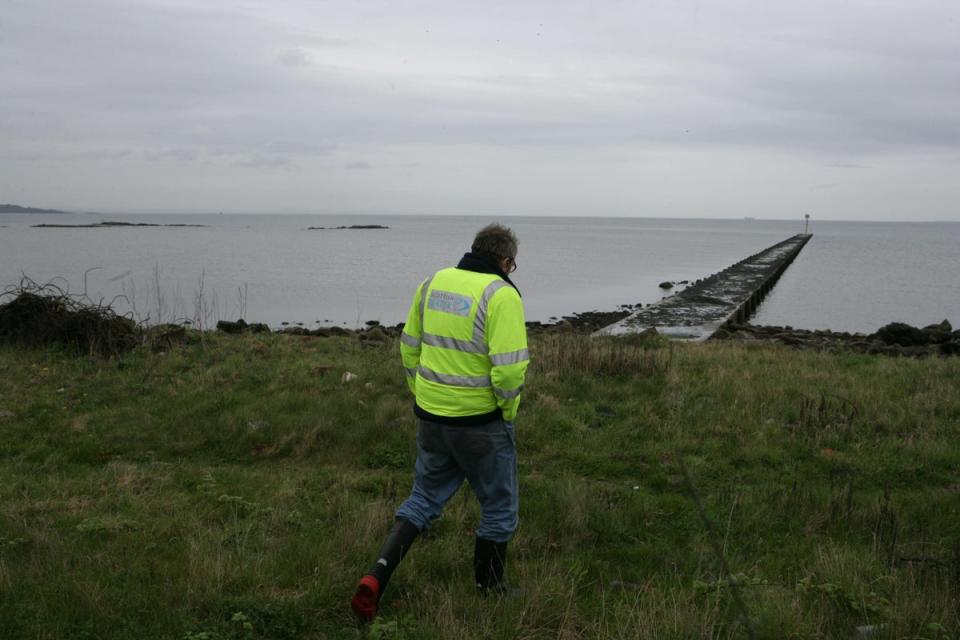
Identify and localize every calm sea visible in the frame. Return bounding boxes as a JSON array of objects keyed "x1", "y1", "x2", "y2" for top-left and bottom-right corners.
[{"x1": 1, "y1": 213, "x2": 958, "y2": 333}]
